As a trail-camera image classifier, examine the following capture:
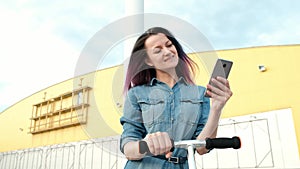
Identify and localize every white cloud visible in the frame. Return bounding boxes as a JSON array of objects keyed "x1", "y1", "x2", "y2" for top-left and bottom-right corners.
[
  {"x1": 1, "y1": 0, "x2": 300, "y2": 112},
  {"x1": 250, "y1": 11, "x2": 300, "y2": 47},
  {"x1": 0, "y1": 4, "x2": 80, "y2": 111},
  {"x1": 0, "y1": 0, "x2": 126, "y2": 111}
]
